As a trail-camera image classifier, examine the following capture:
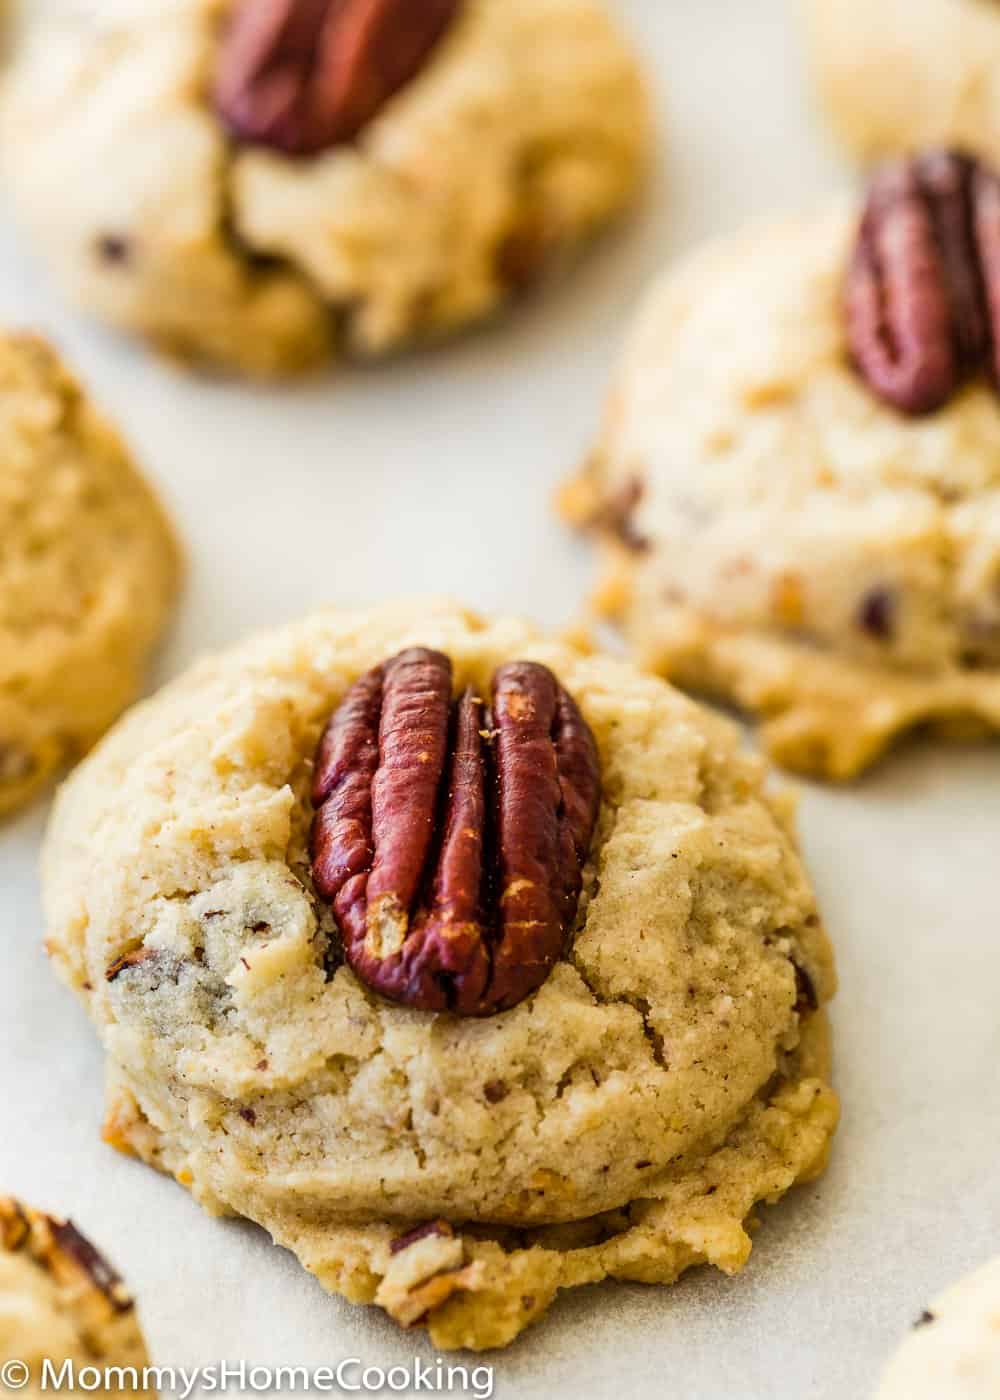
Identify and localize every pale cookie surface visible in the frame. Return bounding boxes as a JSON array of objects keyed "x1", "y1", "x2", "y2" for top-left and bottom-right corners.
[
  {"x1": 0, "y1": 1198, "x2": 148, "y2": 1394},
  {"x1": 42, "y1": 599, "x2": 837, "y2": 1350},
  {"x1": 0, "y1": 0, "x2": 648, "y2": 377},
  {"x1": 876, "y1": 1255, "x2": 1000, "y2": 1398},
  {"x1": 565, "y1": 212, "x2": 1000, "y2": 779},
  {"x1": 800, "y1": 0, "x2": 1000, "y2": 165},
  {"x1": 0, "y1": 334, "x2": 180, "y2": 817}
]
